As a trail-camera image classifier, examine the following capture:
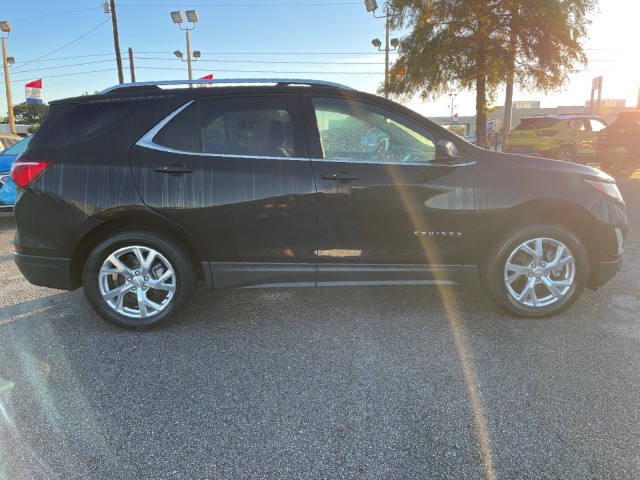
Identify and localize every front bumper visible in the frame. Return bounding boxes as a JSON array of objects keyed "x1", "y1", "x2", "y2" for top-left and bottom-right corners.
[{"x1": 14, "y1": 253, "x2": 76, "y2": 291}]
